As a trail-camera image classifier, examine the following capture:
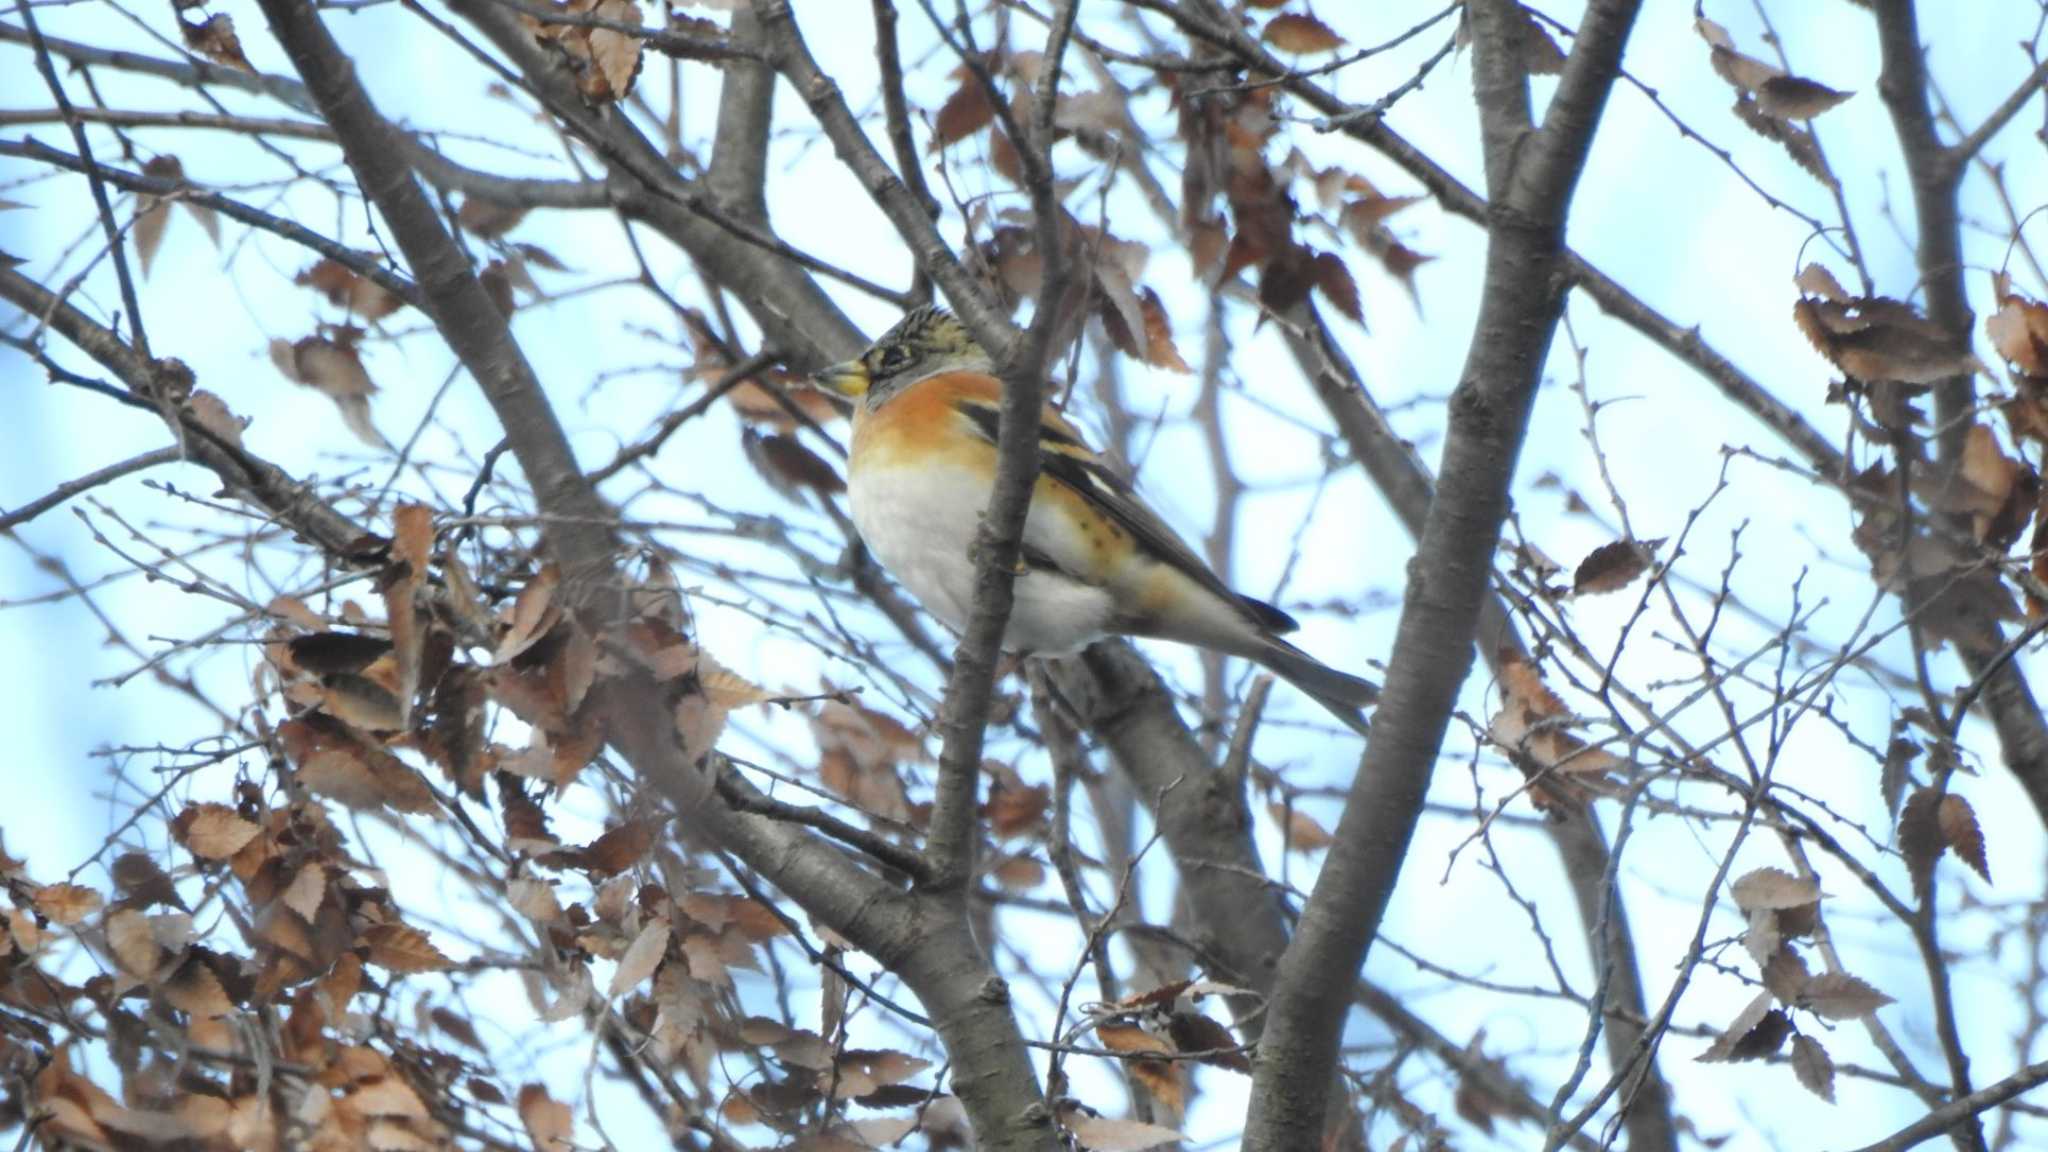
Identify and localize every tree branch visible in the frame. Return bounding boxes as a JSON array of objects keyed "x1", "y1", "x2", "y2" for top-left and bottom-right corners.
[
  {"x1": 1846, "y1": 1060, "x2": 2048, "y2": 1152},
  {"x1": 0, "y1": 447, "x2": 183, "y2": 533},
  {"x1": 1242, "y1": 1, "x2": 1645, "y2": 1146}
]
